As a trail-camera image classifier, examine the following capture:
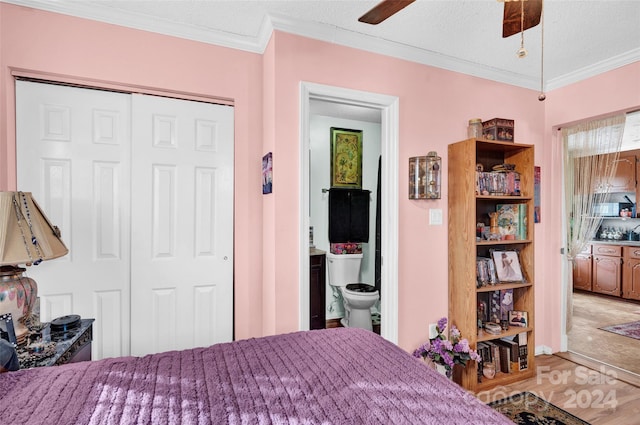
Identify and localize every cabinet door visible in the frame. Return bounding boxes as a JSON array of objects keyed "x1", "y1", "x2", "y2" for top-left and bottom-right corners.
[
  {"x1": 592, "y1": 255, "x2": 622, "y2": 296},
  {"x1": 623, "y1": 257, "x2": 640, "y2": 301},
  {"x1": 310, "y1": 254, "x2": 326, "y2": 330},
  {"x1": 595, "y1": 153, "x2": 636, "y2": 193},
  {"x1": 573, "y1": 255, "x2": 592, "y2": 291}
]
